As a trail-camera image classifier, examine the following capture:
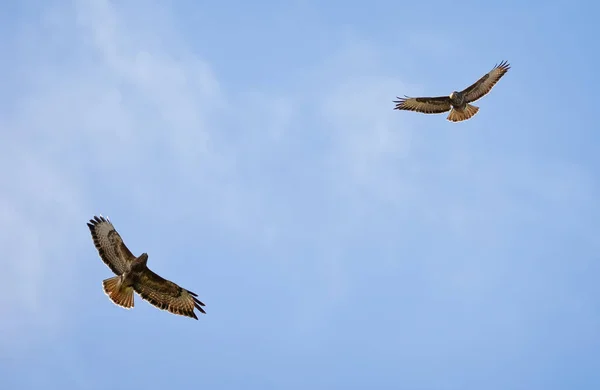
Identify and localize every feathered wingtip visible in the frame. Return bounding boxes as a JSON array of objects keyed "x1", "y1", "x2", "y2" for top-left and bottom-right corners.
[
  {"x1": 188, "y1": 289, "x2": 207, "y2": 316},
  {"x1": 392, "y1": 95, "x2": 411, "y2": 109},
  {"x1": 87, "y1": 214, "x2": 111, "y2": 229},
  {"x1": 494, "y1": 60, "x2": 511, "y2": 72}
]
